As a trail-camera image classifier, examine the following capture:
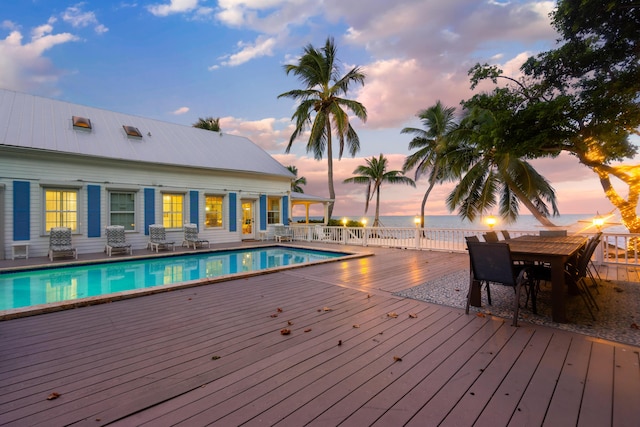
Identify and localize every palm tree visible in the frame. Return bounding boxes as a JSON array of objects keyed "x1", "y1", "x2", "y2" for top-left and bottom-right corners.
[
  {"x1": 344, "y1": 154, "x2": 415, "y2": 227},
  {"x1": 193, "y1": 117, "x2": 221, "y2": 132},
  {"x1": 402, "y1": 101, "x2": 460, "y2": 228},
  {"x1": 278, "y1": 36, "x2": 368, "y2": 219},
  {"x1": 286, "y1": 165, "x2": 307, "y2": 193},
  {"x1": 447, "y1": 107, "x2": 559, "y2": 226}
]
